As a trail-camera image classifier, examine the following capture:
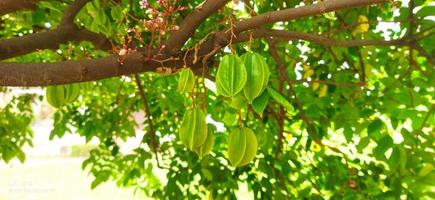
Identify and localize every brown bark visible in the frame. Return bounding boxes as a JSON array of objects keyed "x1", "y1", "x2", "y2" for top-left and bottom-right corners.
[
  {"x1": 0, "y1": 51, "x2": 209, "y2": 86},
  {"x1": 0, "y1": 27, "x2": 110, "y2": 60},
  {"x1": 0, "y1": 0, "x2": 39, "y2": 15},
  {"x1": 163, "y1": 0, "x2": 230, "y2": 54}
]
